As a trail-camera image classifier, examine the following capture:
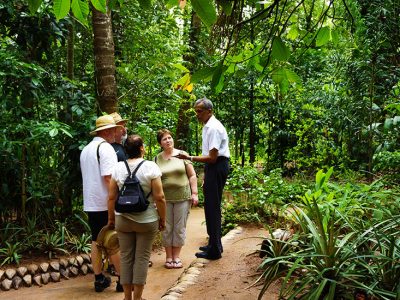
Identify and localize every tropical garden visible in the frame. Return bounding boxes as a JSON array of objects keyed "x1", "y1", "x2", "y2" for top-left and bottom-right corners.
[{"x1": 0, "y1": 0, "x2": 399, "y2": 298}]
